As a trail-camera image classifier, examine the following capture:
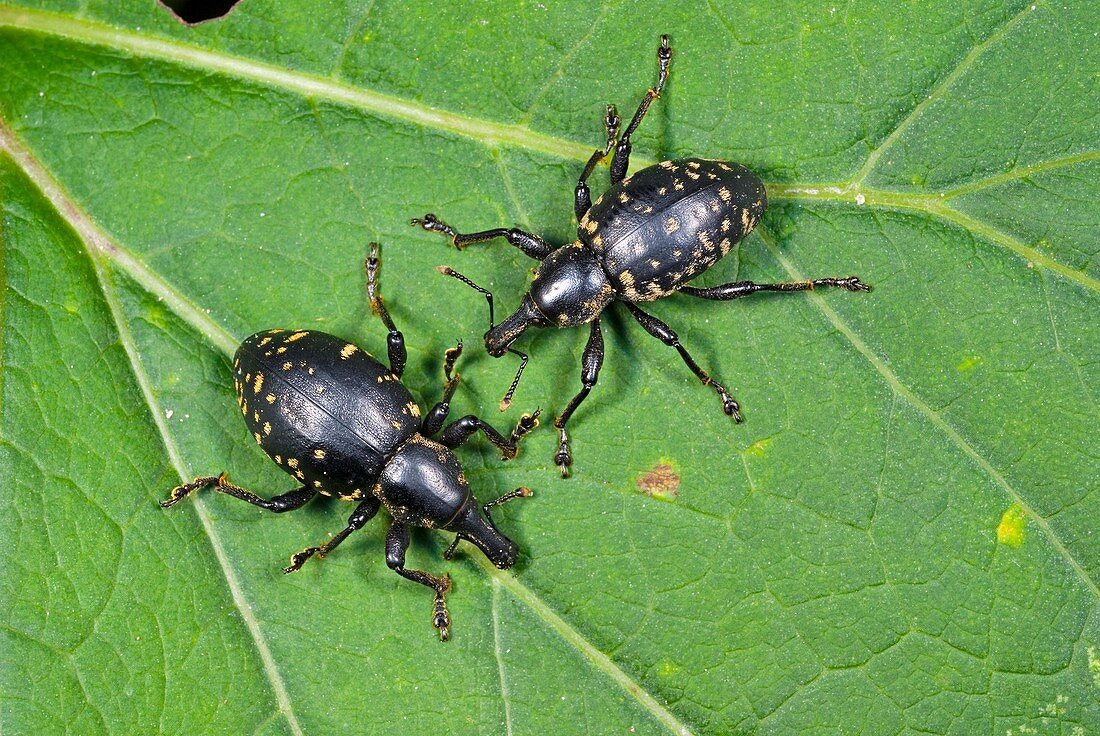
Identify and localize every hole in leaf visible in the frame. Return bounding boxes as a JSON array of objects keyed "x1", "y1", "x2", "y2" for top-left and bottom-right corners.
[{"x1": 160, "y1": 0, "x2": 241, "y2": 24}]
